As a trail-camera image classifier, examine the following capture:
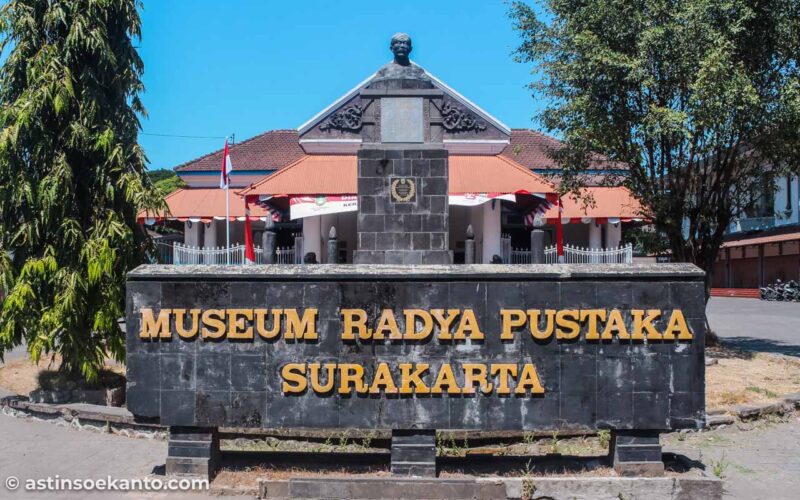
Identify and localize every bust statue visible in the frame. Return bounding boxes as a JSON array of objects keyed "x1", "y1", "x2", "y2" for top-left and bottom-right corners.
[{"x1": 373, "y1": 33, "x2": 430, "y2": 82}]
